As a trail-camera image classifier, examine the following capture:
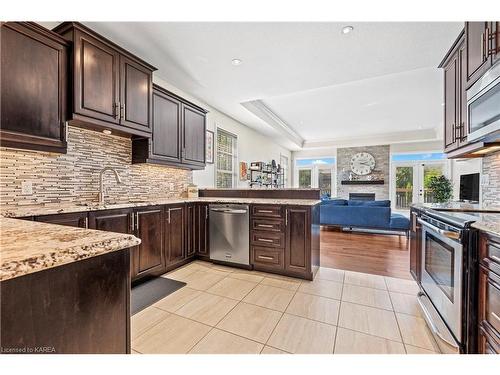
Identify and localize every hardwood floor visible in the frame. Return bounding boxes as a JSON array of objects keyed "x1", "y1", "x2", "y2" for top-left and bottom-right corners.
[{"x1": 320, "y1": 228, "x2": 411, "y2": 280}]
